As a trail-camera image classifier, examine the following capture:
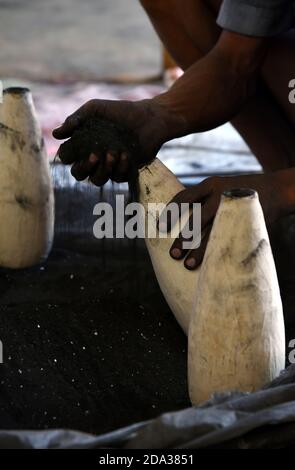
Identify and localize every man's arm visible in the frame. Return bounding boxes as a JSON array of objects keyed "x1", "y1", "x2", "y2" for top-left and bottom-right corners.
[
  {"x1": 153, "y1": 30, "x2": 269, "y2": 135},
  {"x1": 54, "y1": 29, "x2": 269, "y2": 183},
  {"x1": 140, "y1": 0, "x2": 295, "y2": 171}
]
